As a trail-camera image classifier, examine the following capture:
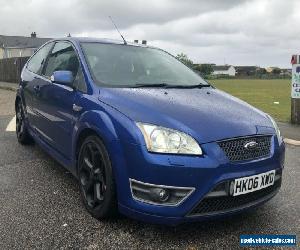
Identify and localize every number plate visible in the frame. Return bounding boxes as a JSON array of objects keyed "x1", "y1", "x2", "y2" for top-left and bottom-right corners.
[{"x1": 232, "y1": 170, "x2": 276, "y2": 196}]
